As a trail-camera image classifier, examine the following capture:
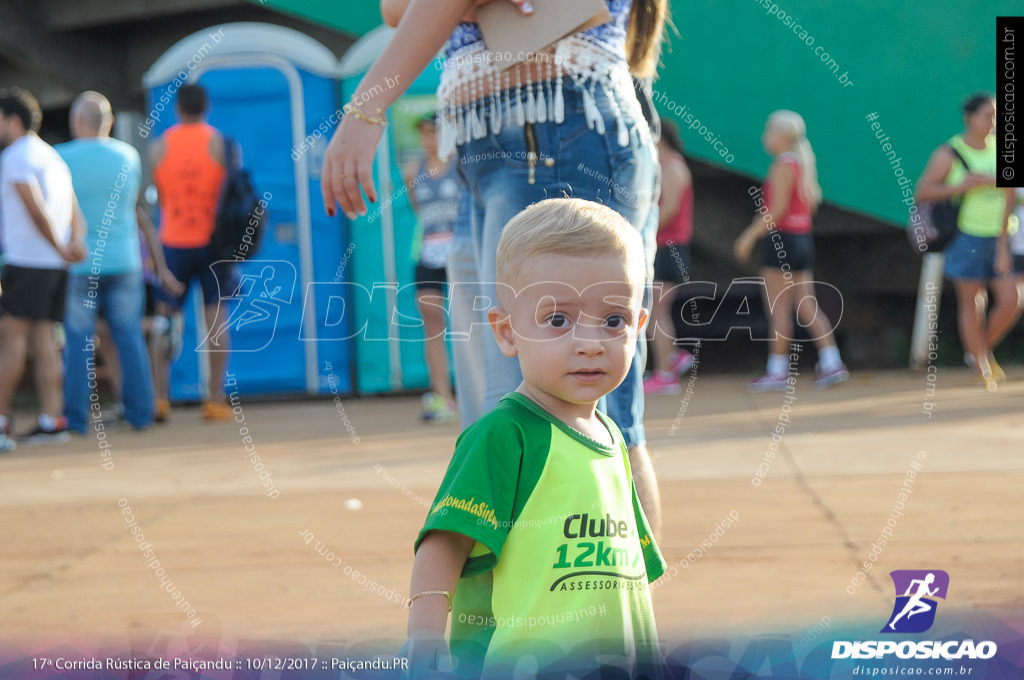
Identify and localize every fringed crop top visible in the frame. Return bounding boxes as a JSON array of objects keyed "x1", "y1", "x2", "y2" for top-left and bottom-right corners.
[{"x1": 436, "y1": 0, "x2": 644, "y2": 160}]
